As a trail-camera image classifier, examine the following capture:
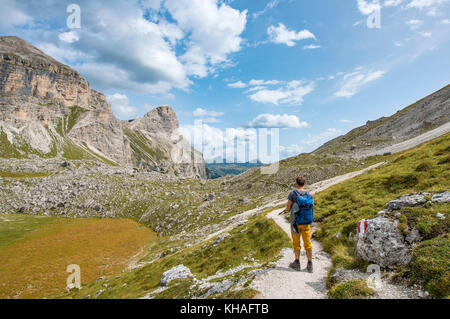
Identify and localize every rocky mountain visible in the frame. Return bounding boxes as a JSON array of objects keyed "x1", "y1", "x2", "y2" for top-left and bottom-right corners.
[
  {"x1": 0, "y1": 36, "x2": 207, "y2": 178},
  {"x1": 314, "y1": 84, "x2": 450, "y2": 157}
]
